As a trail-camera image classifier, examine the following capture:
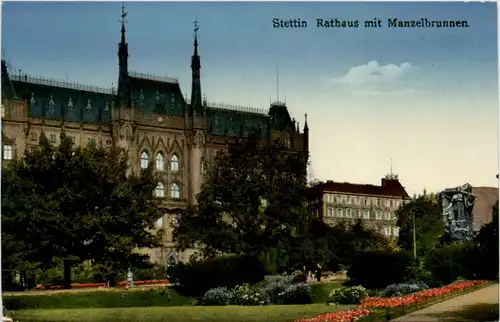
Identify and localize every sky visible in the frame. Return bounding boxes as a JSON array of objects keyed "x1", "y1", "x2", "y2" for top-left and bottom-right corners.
[{"x1": 2, "y1": 1, "x2": 498, "y2": 196}]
